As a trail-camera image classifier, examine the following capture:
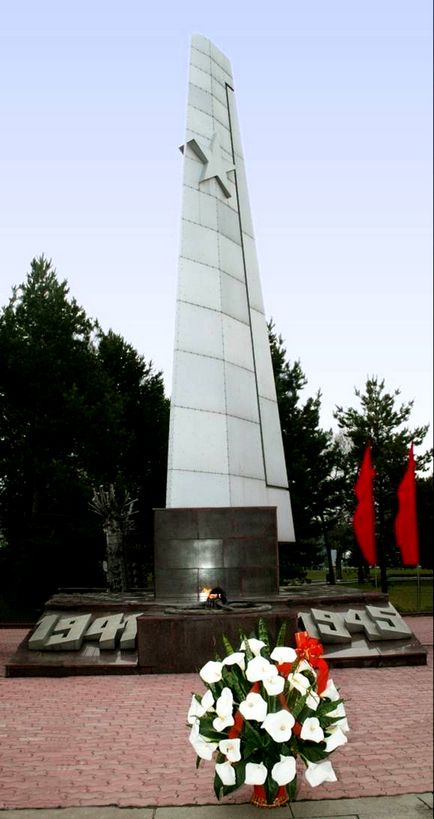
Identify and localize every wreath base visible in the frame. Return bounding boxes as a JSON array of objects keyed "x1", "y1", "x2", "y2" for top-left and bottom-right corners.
[{"x1": 251, "y1": 784, "x2": 289, "y2": 808}]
